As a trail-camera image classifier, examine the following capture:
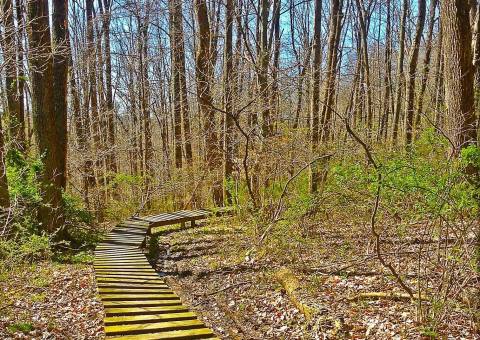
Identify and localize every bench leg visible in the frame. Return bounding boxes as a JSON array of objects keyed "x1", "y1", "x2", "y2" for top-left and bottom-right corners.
[{"x1": 191, "y1": 220, "x2": 196, "y2": 227}]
